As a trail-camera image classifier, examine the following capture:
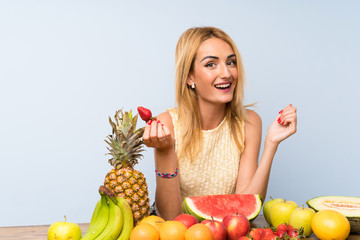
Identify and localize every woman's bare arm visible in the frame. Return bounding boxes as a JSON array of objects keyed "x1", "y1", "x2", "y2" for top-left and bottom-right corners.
[
  {"x1": 143, "y1": 112, "x2": 182, "y2": 220},
  {"x1": 235, "y1": 105, "x2": 297, "y2": 201}
]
